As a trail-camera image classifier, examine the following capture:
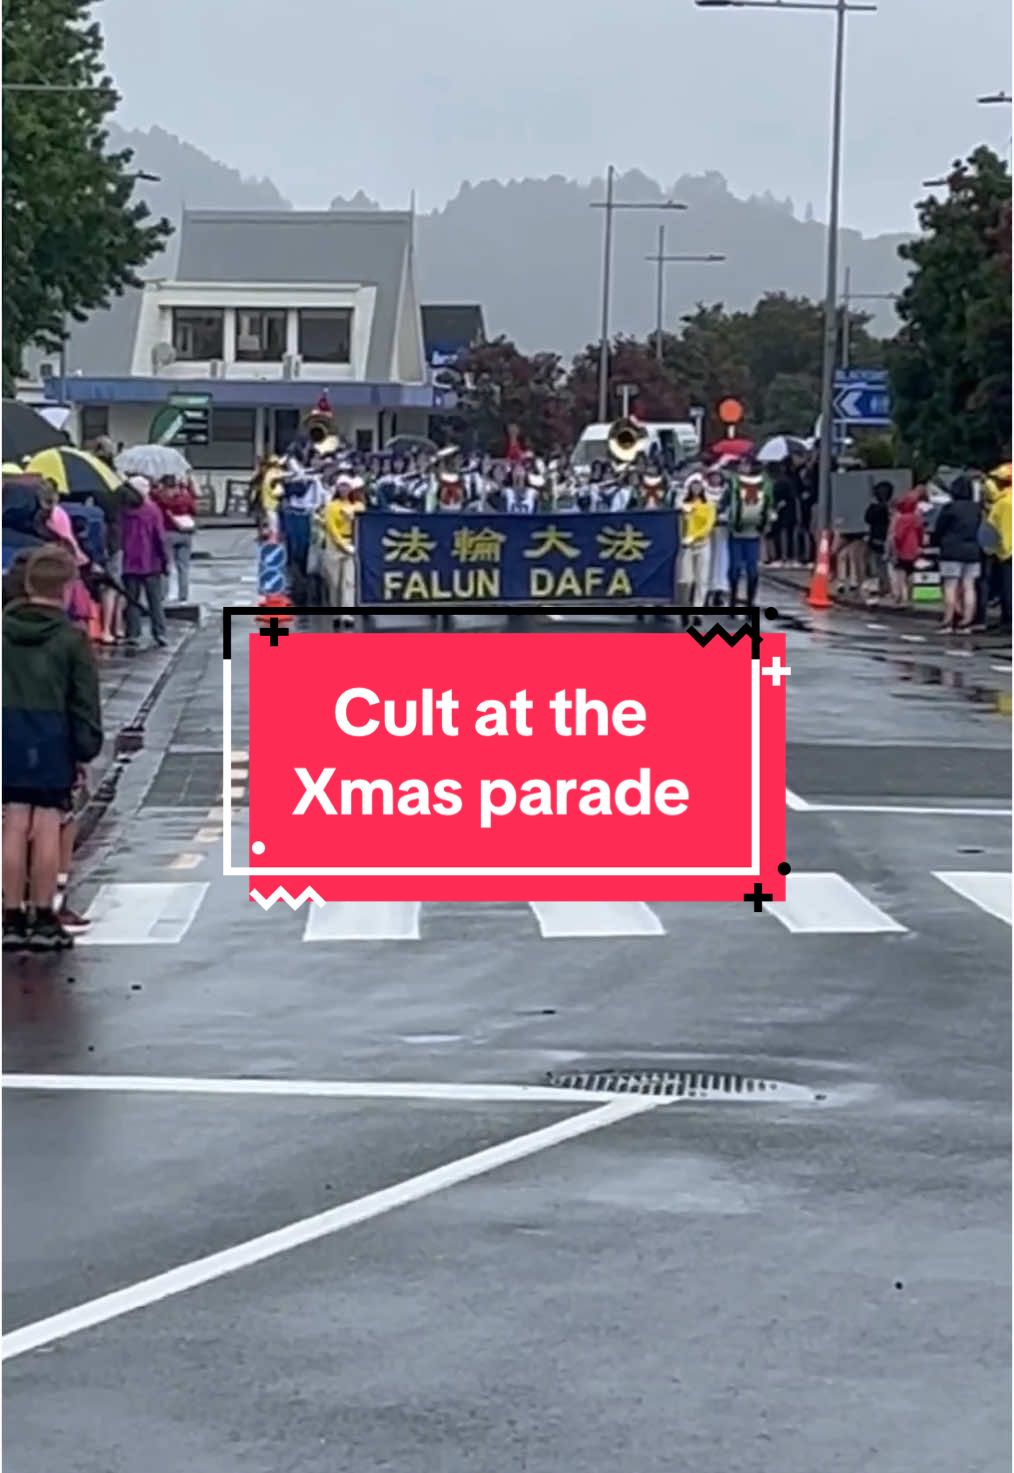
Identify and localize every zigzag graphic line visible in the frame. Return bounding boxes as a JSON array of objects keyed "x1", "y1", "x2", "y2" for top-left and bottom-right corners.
[
  {"x1": 249, "y1": 886, "x2": 325, "y2": 911},
  {"x1": 685, "y1": 621, "x2": 758, "y2": 650}
]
